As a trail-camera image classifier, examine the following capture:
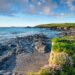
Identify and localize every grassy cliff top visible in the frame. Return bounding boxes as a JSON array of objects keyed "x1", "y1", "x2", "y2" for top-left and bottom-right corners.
[
  {"x1": 37, "y1": 23, "x2": 75, "y2": 28},
  {"x1": 51, "y1": 36, "x2": 75, "y2": 55}
]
